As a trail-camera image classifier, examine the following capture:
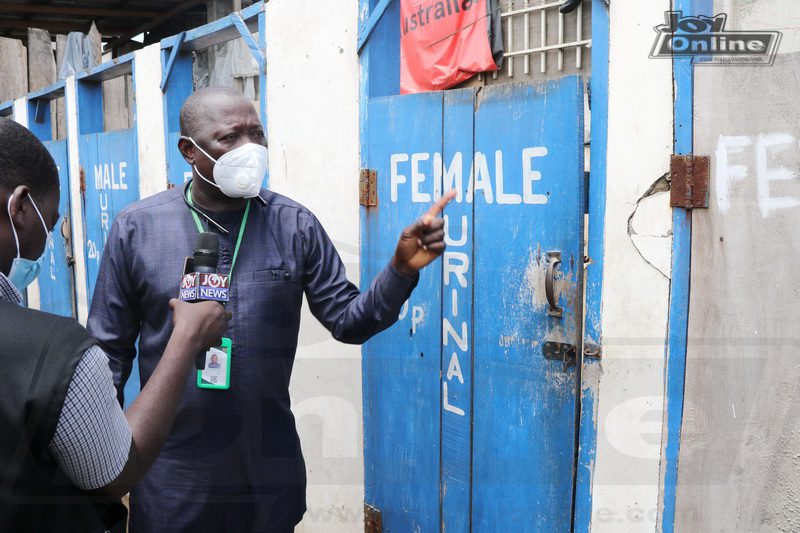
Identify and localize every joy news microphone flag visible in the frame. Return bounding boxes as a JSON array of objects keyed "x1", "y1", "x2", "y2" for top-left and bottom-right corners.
[{"x1": 179, "y1": 232, "x2": 230, "y2": 369}]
